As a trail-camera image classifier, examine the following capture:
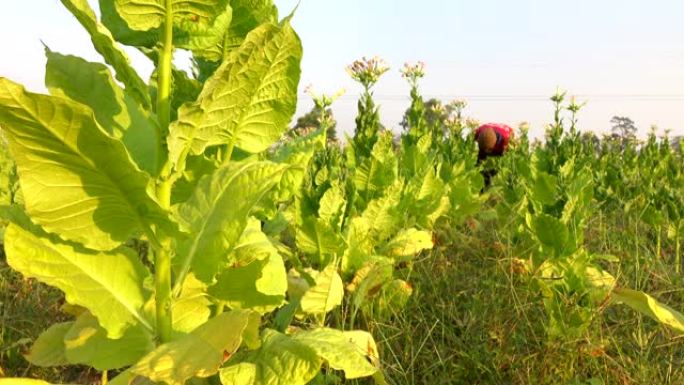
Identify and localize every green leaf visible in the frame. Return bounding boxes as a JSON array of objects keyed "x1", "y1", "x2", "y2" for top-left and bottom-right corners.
[
  {"x1": 317, "y1": 183, "x2": 347, "y2": 228},
  {"x1": 529, "y1": 213, "x2": 569, "y2": 256},
  {"x1": 113, "y1": 0, "x2": 229, "y2": 31},
  {"x1": 25, "y1": 322, "x2": 73, "y2": 367},
  {"x1": 292, "y1": 328, "x2": 378, "y2": 379},
  {"x1": 355, "y1": 133, "x2": 398, "y2": 200},
  {"x1": 45, "y1": 50, "x2": 162, "y2": 175},
  {"x1": 219, "y1": 329, "x2": 321, "y2": 385},
  {"x1": 295, "y1": 189, "x2": 345, "y2": 260},
  {"x1": 64, "y1": 312, "x2": 154, "y2": 370},
  {"x1": 269, "y1": 129, "x2": 326, "y2": 203},
  {"x1": 174, "y1": 161, "x2": 288, "y2": 284},
  {"x1": 380, "y1": 228, "x2": 433, "y2": 259},
  {"x1": 347, "y1": 262, "x2": 393, "y2": 312},
  {"x1": 100, "y1": 0, "x2": 159, "y2": 47},
  {"x1": 209, "y1": 220, "x2": 287, "y2": 313},
  {"x1": 128, "y1": 310, "x2": 260, "y2": 385},
  {"x1": 531, "y1": 171, "x2": 558, "y2": 205},
  {"x1": 170, "y1": 69, "x2": 203, "y2": 120},
  {"x1": 0, "y1": 78, "x2": 173, "y2": 251},
  {"x1": 210, "y1": 253, "x2": 287, "y2": 314},
  {"x1": 613, "y1": 288, "x2": 684, "y2": 333},
  {"x1": 168, "y1": 21, "x2": 302, "y2": 165},
  {"x1": 360, "y1": 185, "x2": 402, "y2": 241},
  {"x1": 172, "y1": 274, "x2": 212, "y2": 335},
  {"x1": 299, "y1": 264, "x2": 344, "y2": 315},
  {"x1": 223, "y1": 0, "x2": 278, "y2": 52},
  {"x1": 60, "y1": 0, "x2": 151, "y2": 109},
  {"x1": 173, "y1": 5, "x2": 233, "y2": 59},
  {"x1": 5, "y1": 223, "x2": 152, "y2": 339},
  {"x1": 170, "y1": 153, "x2": 218, "y2": 206}
]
